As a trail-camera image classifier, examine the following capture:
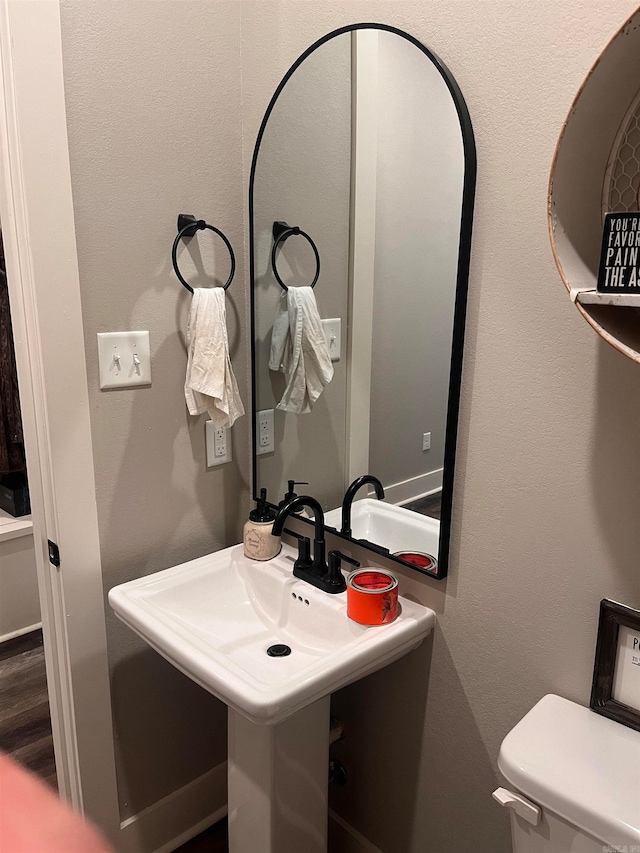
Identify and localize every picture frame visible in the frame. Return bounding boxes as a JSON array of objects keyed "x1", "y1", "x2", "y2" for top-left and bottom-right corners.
[
  {"x1": 590, "y1": 599, "x2": 640, "y2": 732},
  {"x1": 597, "y1": 212, "x2": 640, "y2": 293}
]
